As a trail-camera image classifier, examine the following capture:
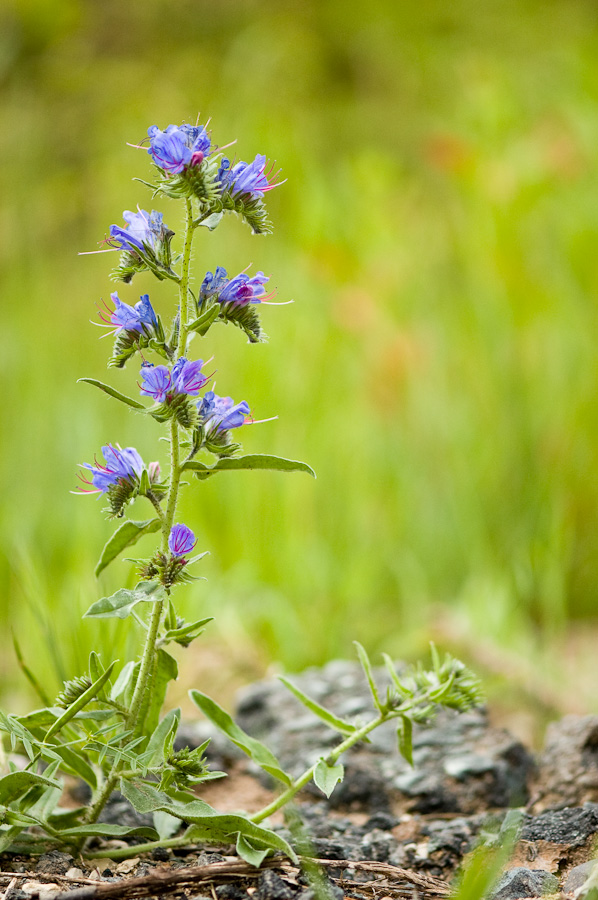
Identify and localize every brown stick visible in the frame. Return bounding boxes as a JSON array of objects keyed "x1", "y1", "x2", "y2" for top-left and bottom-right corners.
[{"x1": 24, "y1": 857, "x2": 450, "y2": 900}]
